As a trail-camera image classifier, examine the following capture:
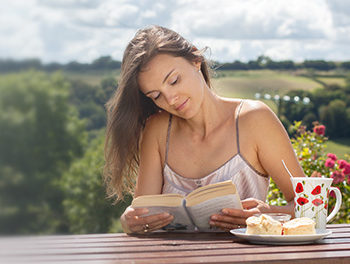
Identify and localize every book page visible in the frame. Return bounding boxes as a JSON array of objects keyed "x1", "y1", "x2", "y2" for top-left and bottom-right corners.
[
  {"x1": 186, "y1": 180, "x2": 238, "y2": 207},
  {"x1": 141, "y1": 206, "x2": 196, "y2": 231},
  {"x1": 186, "y1": 194, "x2": 241, "y2": 231},
  {"x1": 131, "y1": 194, "x2": 183, "y2": 207}
]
